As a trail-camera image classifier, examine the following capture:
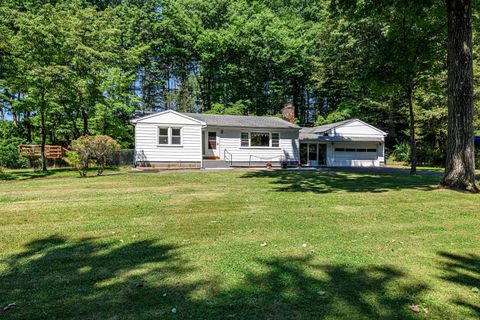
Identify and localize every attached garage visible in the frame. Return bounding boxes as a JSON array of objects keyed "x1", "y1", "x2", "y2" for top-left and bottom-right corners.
[{"x1": 299, "y1": 119, "x2": 387, "y2": 167}]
